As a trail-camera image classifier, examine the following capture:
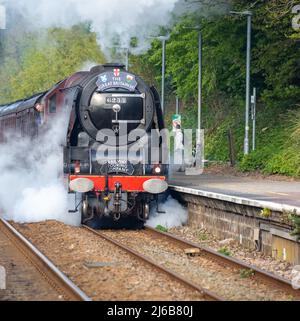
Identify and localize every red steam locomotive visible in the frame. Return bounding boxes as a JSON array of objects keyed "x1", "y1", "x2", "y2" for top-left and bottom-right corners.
[{"x1": 0, "y1": 64, "x2": 168, "y2": 229}]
